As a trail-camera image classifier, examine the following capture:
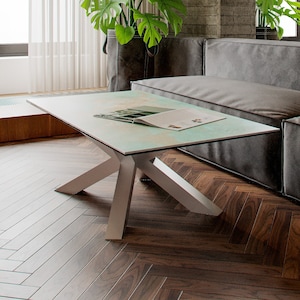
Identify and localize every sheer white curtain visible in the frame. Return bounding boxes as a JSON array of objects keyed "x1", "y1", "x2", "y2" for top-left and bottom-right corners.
[{"x1": 29, "y1": 0, "x2": 107, "y2": 93}]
